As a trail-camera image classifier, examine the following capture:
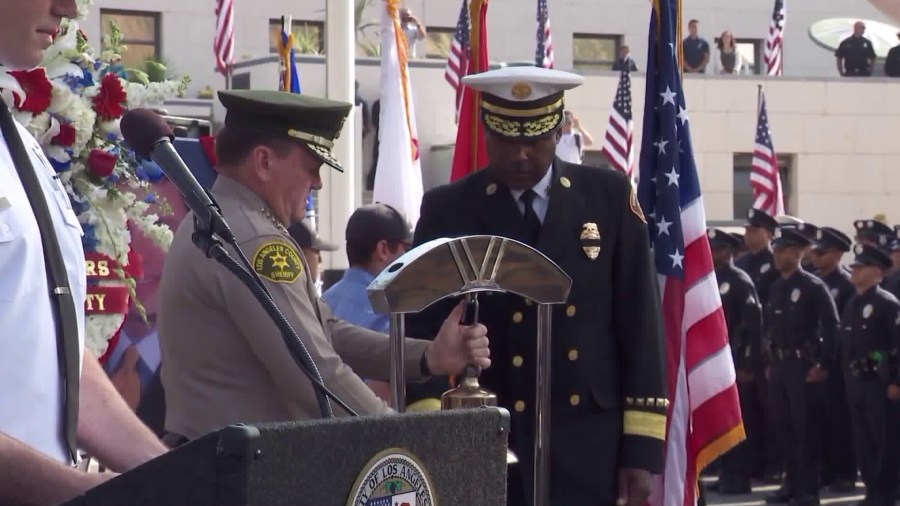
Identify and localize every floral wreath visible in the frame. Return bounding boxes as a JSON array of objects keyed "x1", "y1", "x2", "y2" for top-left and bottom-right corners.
[{"x1": 0, "y1": 0, "x2": 189, "y2": 361}]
